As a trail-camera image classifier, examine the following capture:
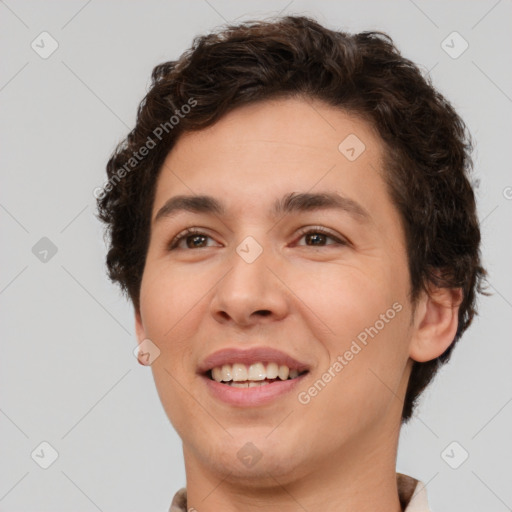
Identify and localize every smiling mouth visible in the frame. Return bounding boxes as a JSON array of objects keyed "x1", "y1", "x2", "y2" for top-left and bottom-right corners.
[{"x1": 205, "y1": 361, "x2": 309, "y2": 387}]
